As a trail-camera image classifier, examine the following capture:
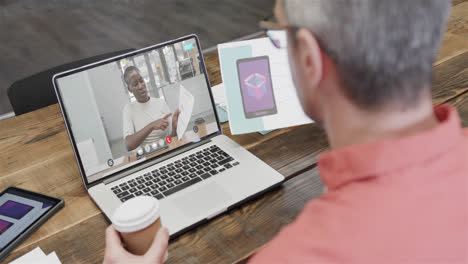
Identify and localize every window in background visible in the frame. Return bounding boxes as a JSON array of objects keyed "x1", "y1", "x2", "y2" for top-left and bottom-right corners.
[
  {"x1": 175, "y1": 41, "x2": 195, "y2": 80},
  {"x1": 149, "y1": 50, "x2": 168, "y2": 100},
  {"x1": 182, "y1": 39, "x2": 201, "y2": 77},
  {"x1": 162, "y1": 45, "x2": 180, "y2": 84}
]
